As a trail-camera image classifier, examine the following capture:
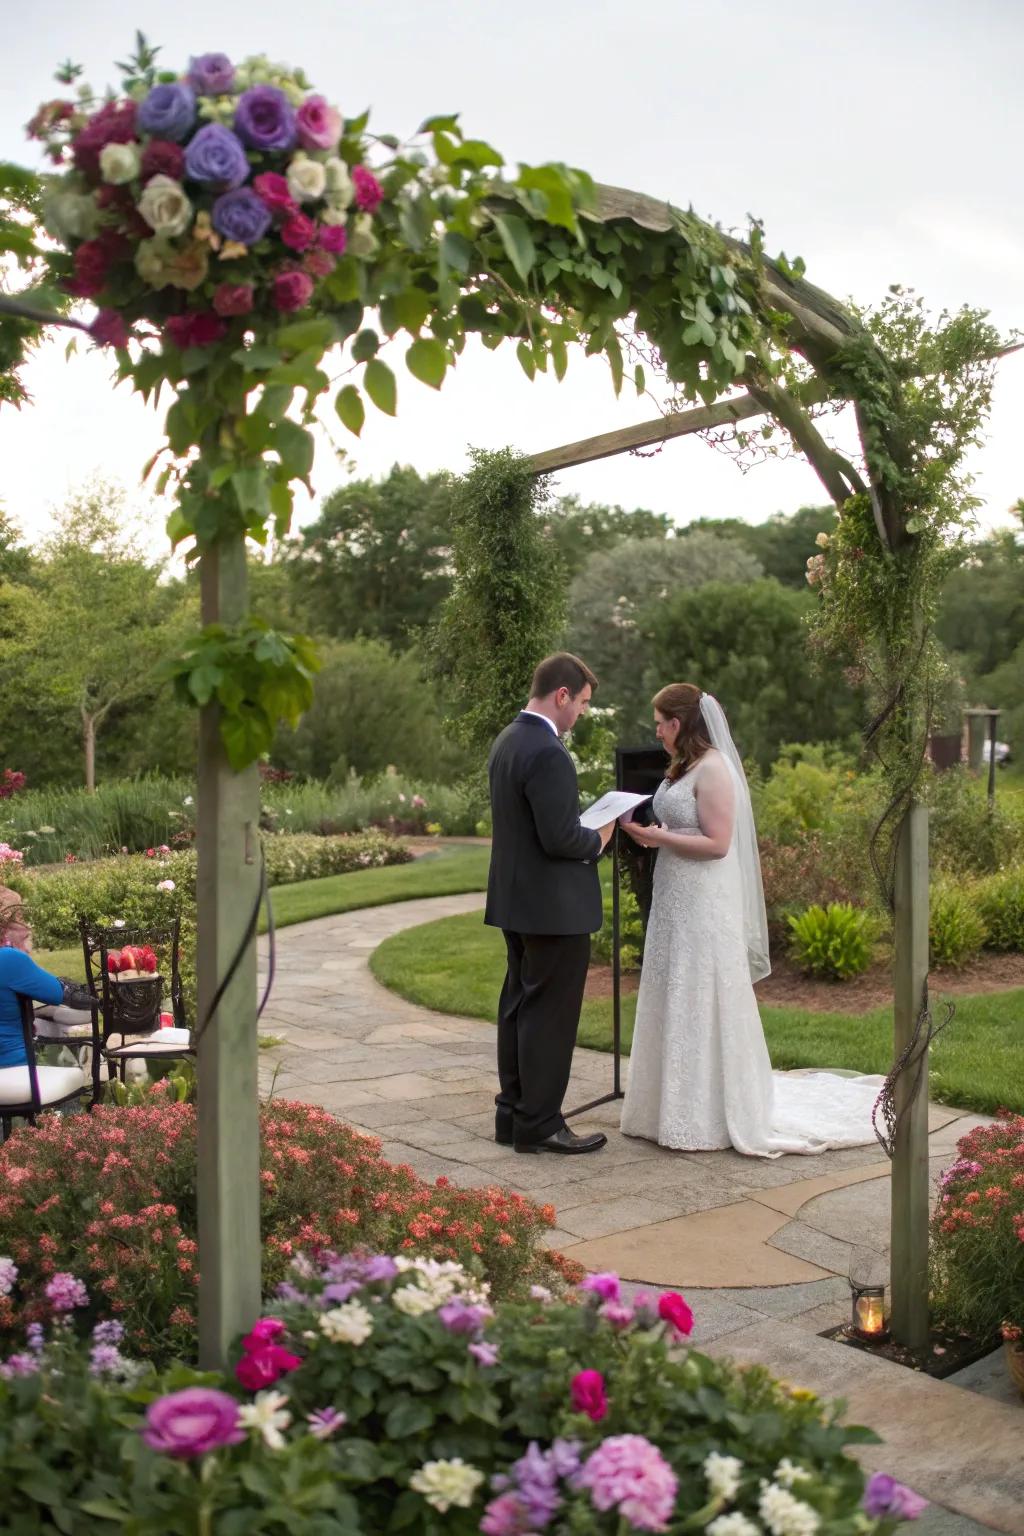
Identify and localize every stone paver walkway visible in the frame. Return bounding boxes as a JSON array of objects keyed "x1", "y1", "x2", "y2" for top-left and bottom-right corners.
[{"x1": 257, "y1": 895, "x2": 1023, "y2": 1536}]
